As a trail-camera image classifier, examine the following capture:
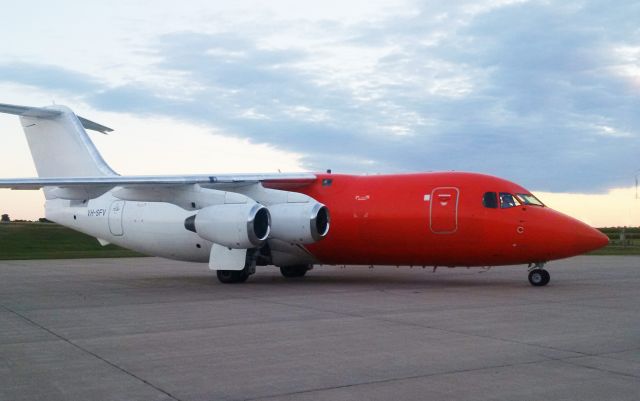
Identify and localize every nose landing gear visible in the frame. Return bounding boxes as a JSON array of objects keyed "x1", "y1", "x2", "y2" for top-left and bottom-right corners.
[{"x1": 528, "y1": 262, "x2": 550, "y2": 286}]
